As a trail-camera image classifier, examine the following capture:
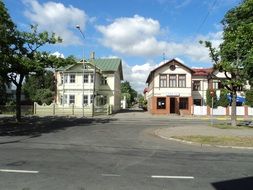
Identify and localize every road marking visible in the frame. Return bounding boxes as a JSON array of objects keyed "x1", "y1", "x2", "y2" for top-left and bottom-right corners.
[
  {"x1": 101, "y1": 173, "x2": 120, "y2": 177},
  {"x1": 151, "y1": 175, "x2": 194, "y2": 179},
  {"x1": 0, "y1": 169, "x2": 39, "y2": 174}
]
